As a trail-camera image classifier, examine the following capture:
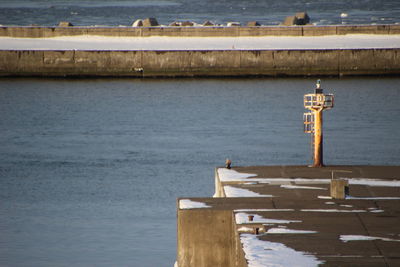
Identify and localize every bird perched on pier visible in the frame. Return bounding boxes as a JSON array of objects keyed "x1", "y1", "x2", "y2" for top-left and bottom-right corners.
[{"x1": 225, "y1": 158, "x2": 232, "y2": 169}]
